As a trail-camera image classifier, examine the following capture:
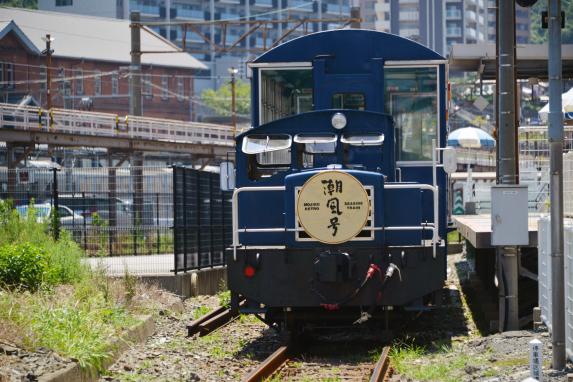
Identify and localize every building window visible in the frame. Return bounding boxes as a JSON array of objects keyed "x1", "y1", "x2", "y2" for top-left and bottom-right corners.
[
  {"x1": 112, "y1": 73, "x2": 118, "y2": 95},
  {"x1": 143, "y1": 74, "x2": 153, "y2": 98},
  {"x1": 40, "y1": 65, "x2": 47, "y2": 92},
  {"x1": 57, "y1": 67, "x2": 71, "y2": 96},
  {"x1": 161, "y1": 75, "x2": 169, "y2": 100},
  {"x1": 55, "y1": 0, "x2": 73, "y2": 6},
  {"x1": 94, "y1": 70, "x2": 101, "y2": 96},
  {"x1": 176, "y1": 77, "x2": 184, "y2": 101},
  {"x1": 74, "y1": 68, "x2": 83, "y2": 95},
  {"x1": 2, "y1": 63, "x2": 14, "y2": 89}
]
